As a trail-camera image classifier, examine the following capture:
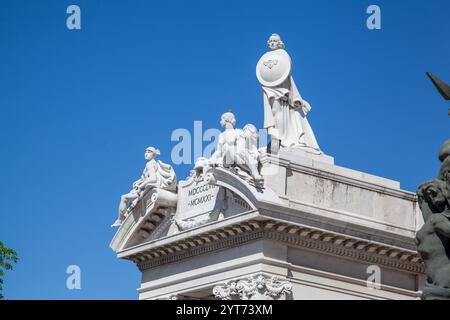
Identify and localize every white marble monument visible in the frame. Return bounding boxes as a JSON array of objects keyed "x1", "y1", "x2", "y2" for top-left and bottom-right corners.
[{"x1": 110, "y1": 34, "x2": 424, "y2": 300}]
